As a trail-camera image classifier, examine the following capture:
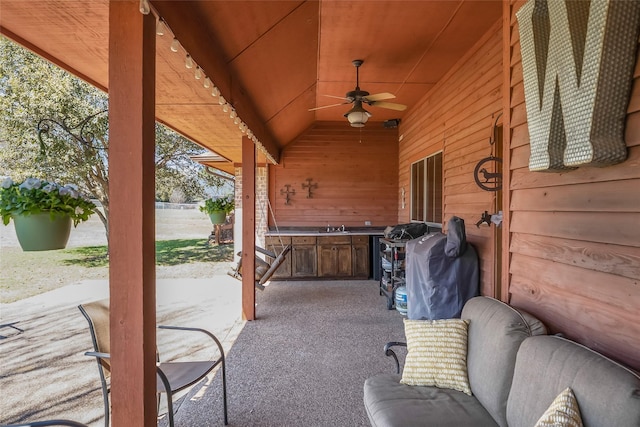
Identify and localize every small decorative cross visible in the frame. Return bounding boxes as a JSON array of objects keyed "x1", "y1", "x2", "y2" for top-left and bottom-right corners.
[
  {"x1": 301, "y1": 178, "x2": 318, "y2": 198},
  {"x1": 280, "y1": 184, "x2": 296, "y2": 205}
]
